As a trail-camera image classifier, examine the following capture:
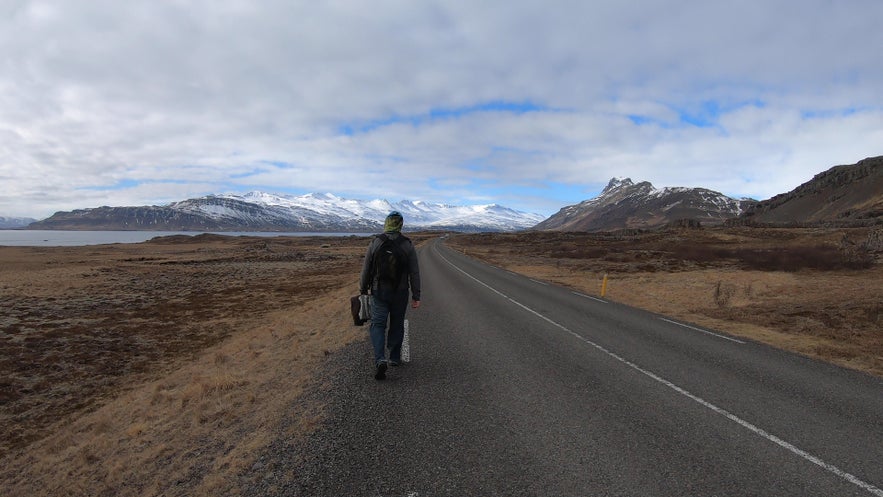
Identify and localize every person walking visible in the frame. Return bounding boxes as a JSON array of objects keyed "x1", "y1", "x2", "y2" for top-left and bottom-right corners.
[{"x1": 359, "y1": 211, "x2": 421, "y2": 380}]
